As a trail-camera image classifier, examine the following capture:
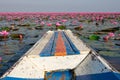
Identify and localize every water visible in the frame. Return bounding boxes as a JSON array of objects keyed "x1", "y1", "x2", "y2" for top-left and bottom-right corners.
[
  {"x1": 76, "y1": 32, "x2": 120, "y2": 71},
  {"x1": 0, "y1": 13, "x2": 120, "y2": 76}
]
